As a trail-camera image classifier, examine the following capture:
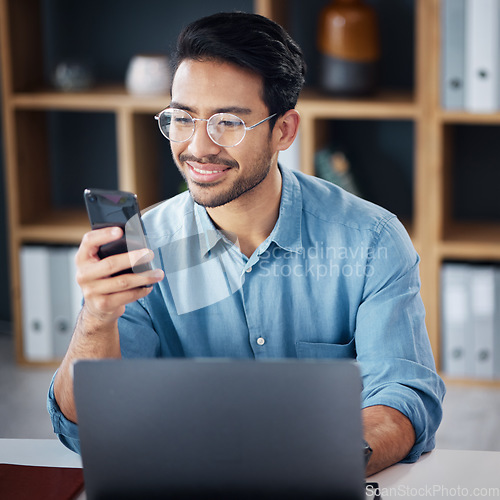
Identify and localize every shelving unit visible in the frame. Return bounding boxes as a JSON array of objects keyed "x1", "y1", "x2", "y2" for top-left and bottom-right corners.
[{"x1": 1, "y1": 0, "x2": 500, "y2": 383}]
